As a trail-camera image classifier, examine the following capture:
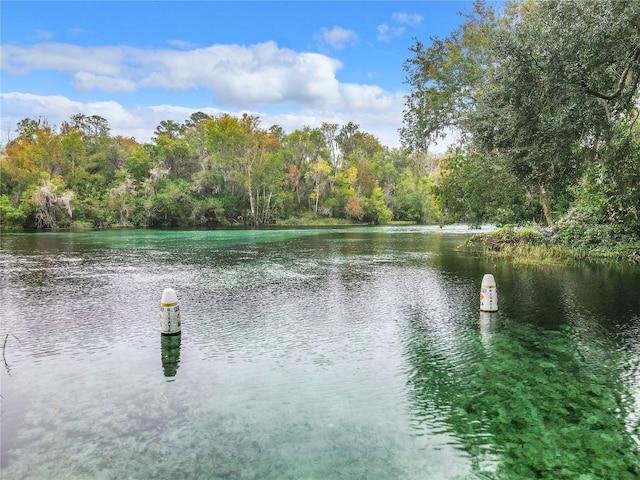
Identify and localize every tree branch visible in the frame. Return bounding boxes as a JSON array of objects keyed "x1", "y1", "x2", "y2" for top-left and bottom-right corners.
[
  {"x1": 529, "y1": 52, "x2": 544, "y2": 71},
  {"x1": 583, "y1": 46, "x2": 640, "y2": 101}
]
